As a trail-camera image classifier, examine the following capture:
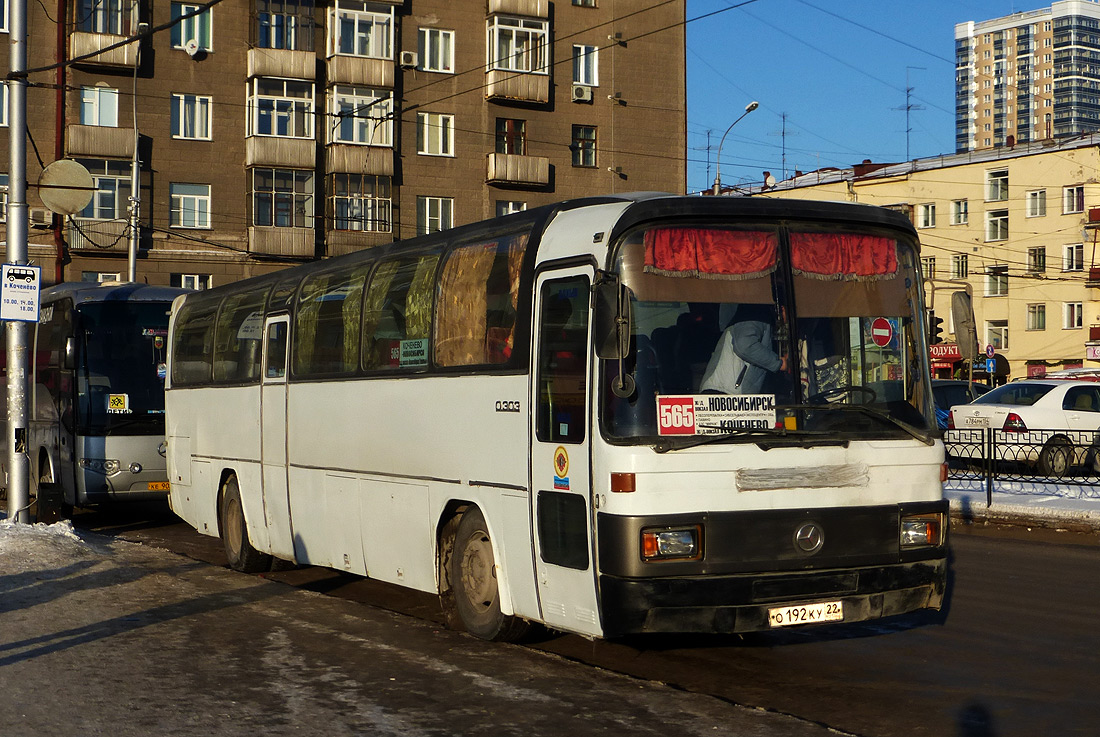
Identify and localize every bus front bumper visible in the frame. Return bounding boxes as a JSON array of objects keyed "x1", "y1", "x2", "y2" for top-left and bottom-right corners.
[{"x1": 598, "y1": 558, "x2": 947, "y2": 637}]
